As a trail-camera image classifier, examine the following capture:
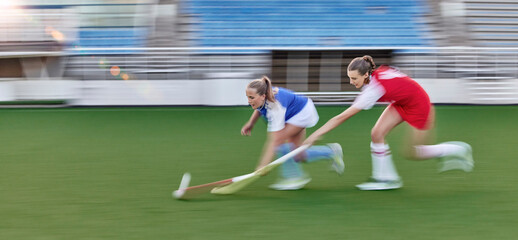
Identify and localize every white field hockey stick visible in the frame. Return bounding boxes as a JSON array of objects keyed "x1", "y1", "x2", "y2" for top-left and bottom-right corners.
[{"x1": 172, "y1": 144, "x2": 310, "y2": 199}]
